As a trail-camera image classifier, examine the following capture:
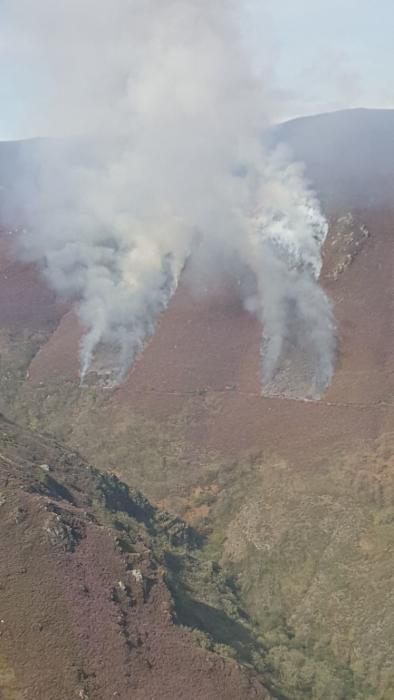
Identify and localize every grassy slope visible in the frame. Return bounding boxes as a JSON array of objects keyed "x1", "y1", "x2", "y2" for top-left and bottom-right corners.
[{"x1": 202, "y1": 439, "x2": 394, "y2": 699}]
